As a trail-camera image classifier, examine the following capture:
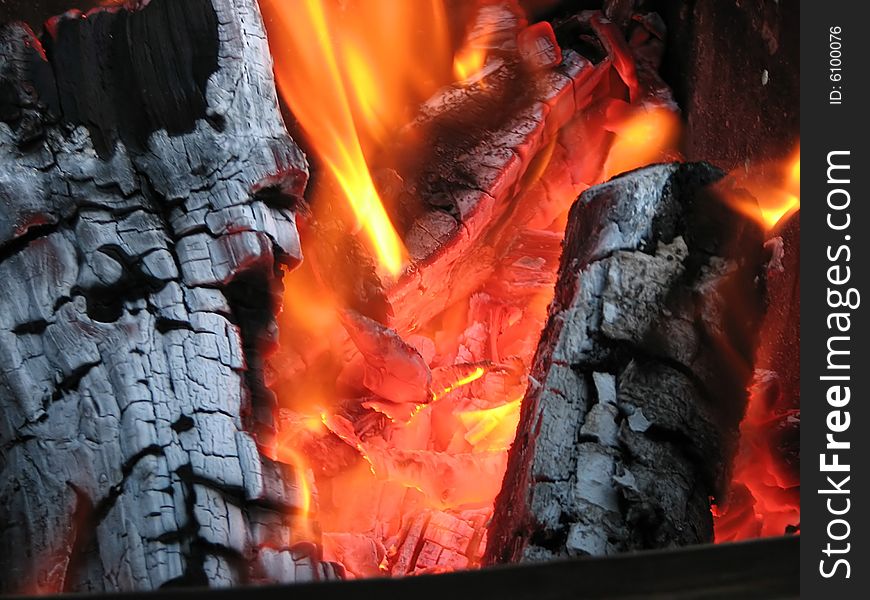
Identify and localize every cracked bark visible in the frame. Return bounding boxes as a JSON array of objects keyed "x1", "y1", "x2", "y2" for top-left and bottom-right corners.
[
  {"x1": 0, "y1": 0, "x2": 336, "y2": 593},
  {"x1": 484, "y1": 163, "x2": 767, "y2": 564}
]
